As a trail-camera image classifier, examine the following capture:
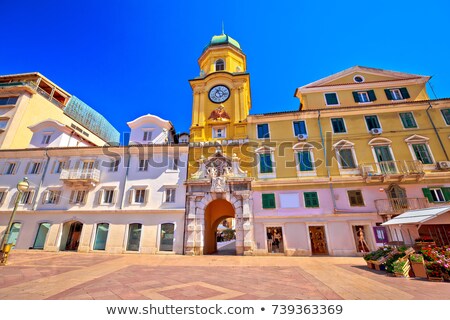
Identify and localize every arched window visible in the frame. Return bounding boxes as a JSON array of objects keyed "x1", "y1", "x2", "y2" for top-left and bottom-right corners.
[
  {"x1": 93, "y1": 223, "x2": 109, "y2": 250},
  {"x1": 215, "y1": 59, "x2": 225, "y2": 71},
  {"x1": 333, "y1": 140, "x2": 358, "y2": 171}
]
